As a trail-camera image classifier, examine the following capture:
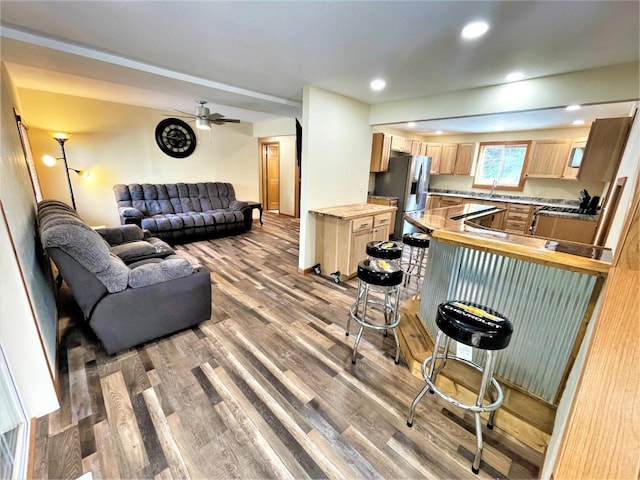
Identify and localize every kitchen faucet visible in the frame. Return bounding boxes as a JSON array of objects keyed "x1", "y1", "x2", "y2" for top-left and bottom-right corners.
[{"x1": 490, "y1": 179, "x2": 498, "y2": 197}]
